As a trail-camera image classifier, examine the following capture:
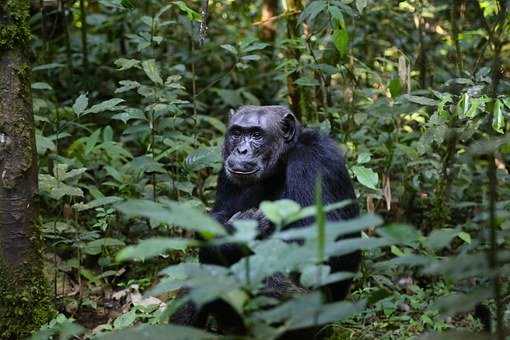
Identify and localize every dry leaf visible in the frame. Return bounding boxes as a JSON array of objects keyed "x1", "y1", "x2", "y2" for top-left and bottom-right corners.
[
  {"x1": 383, "y1": 175, "x2": 392, "y2": 211},
  {"x1": 366, "y1": 194, "x2": 375, "y2": 213}
]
